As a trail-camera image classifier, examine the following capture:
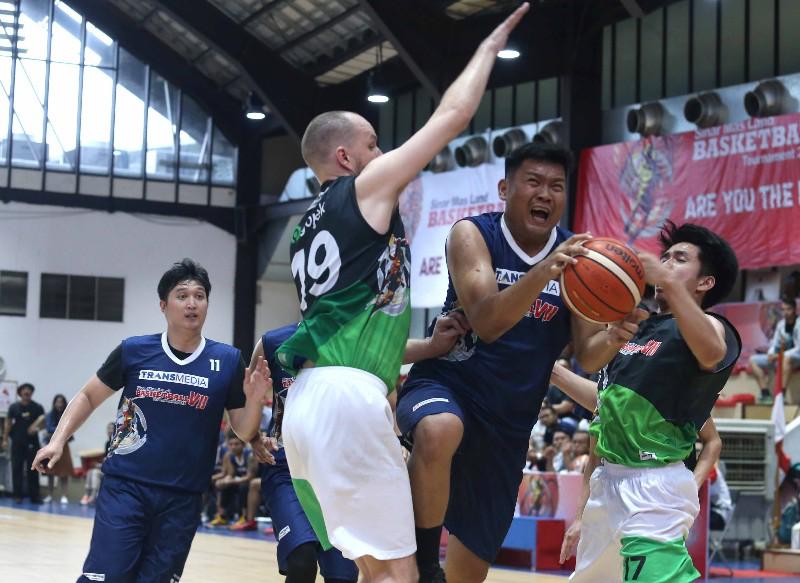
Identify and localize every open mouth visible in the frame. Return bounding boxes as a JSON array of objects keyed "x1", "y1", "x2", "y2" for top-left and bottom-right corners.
[{"x1": 530, "y1": 208, "x2": 550, "y2": 224}]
